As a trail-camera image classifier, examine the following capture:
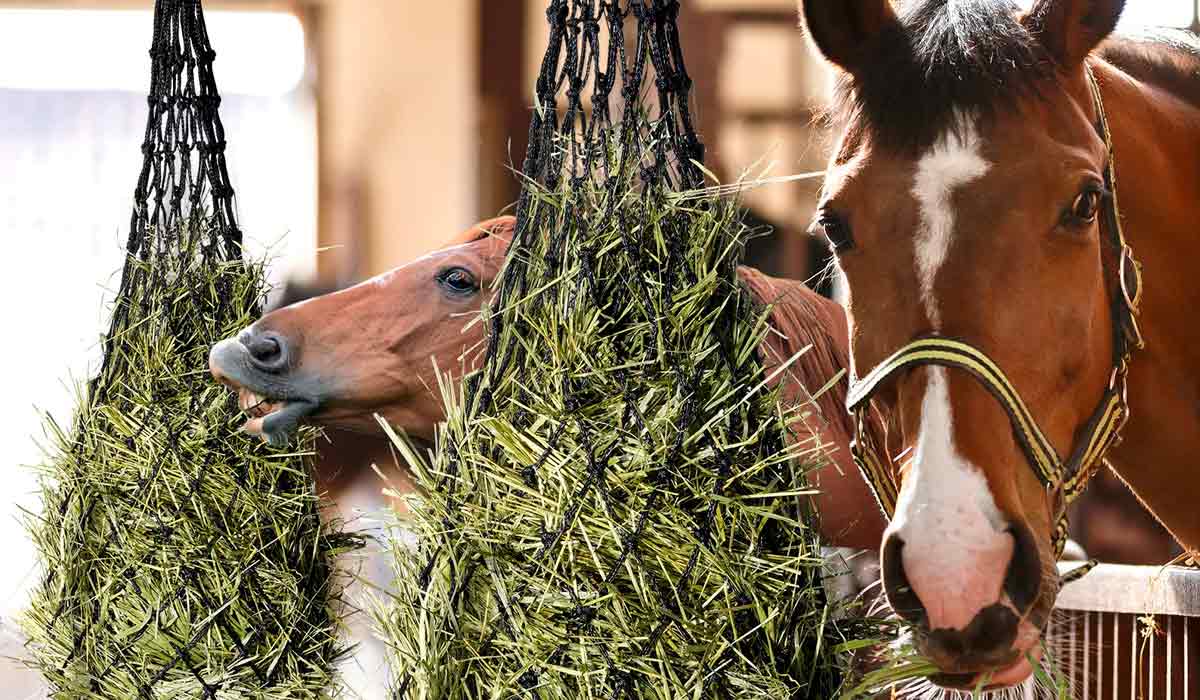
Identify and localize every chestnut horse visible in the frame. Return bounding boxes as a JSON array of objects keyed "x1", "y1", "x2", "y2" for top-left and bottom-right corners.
[
  {"x1": 209, "y1": 216, "x2": 885, "y2": 549},
  {"x1": 802, "y1": 0, "x2": 1200, "y2": 688}
]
